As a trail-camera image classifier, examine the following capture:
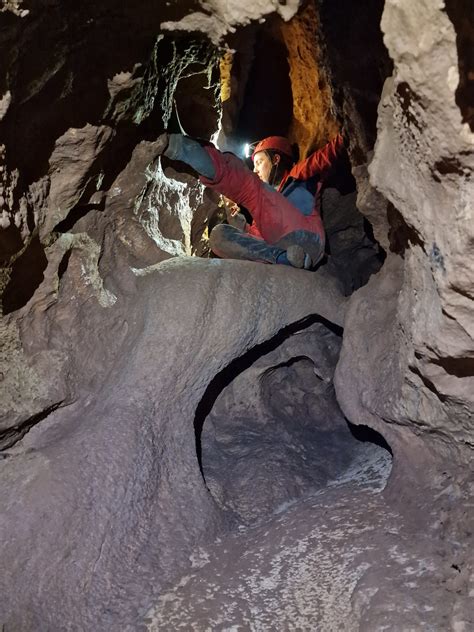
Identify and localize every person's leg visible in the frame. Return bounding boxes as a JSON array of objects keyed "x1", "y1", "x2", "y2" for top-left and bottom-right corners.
[
  {"x1": 164, "y1": 134, "x2": 216, "y2": 180},
  {"x1": 210, "y1": 224, "x2": 286, "y2": 264},
  {"x1": 276, "y1": 230, "x2": 325, "y2": 269}
]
